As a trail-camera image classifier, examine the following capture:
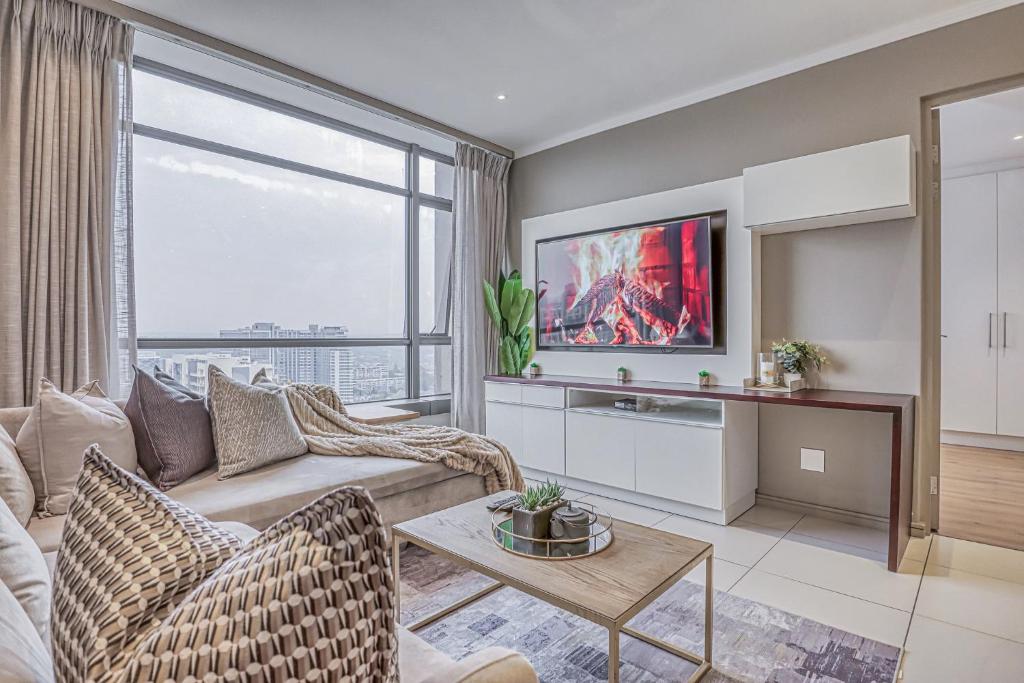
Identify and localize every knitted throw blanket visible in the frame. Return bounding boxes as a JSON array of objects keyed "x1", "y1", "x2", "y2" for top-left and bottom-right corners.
[{"x1": 283, "y1": 383, "x2": 525, "y2": 495}]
